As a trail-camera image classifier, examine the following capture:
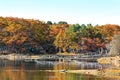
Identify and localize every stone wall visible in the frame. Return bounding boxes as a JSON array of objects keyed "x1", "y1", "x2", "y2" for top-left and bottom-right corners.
[{"x1": 108, "y1": 34, "x2": 120, "y2": 56}]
